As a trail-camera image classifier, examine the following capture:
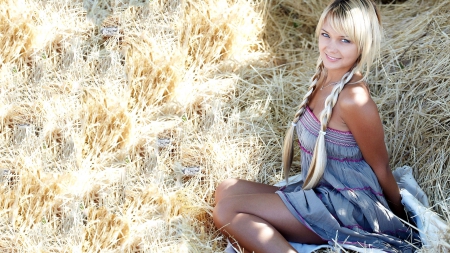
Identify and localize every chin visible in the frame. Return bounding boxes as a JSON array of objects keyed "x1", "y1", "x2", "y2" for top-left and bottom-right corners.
[{"x1": 323, "y1": 62, "x2": 342, "y2": 70}]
